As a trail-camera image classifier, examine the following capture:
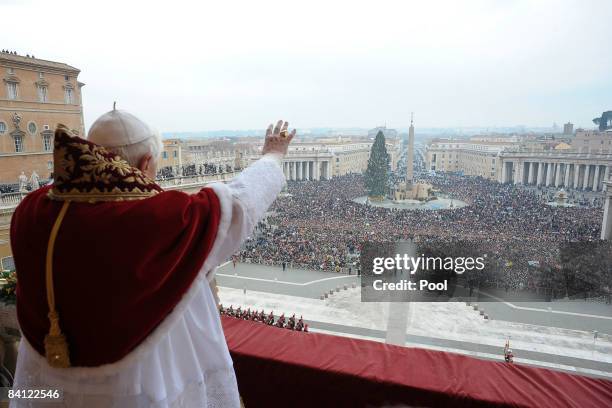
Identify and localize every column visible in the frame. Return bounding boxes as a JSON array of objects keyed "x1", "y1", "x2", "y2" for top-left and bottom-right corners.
[
  {"x1": 527, "y1": 162, "x2": 534, "y2": 185},
  {"x1": 500, "y1": 162, "x2": 507, "y2": 183},
  {"x1": 555, "y1": 163, "x2": 562, "y2": 187},
  {"x1": 307, "y1": 161, "x2": 312, "y2": 180},
  {"x1": 297, "y1": 161, "x2": 302, "y2": 180},
  {"x1": 514, "y1": 162, "x2": 521, "y2": 185},
  {"x1": 583, "y1": 164, "x2": 590, "y2": 190},
  {"x1": 564, "y1": 163, "x2": 571, "y2": 188},
  {"x1": 536, "y1": 162, "x2": 544, "y2": 186},
  {"x1": 303, "y1": 161, "x2": 308, "y2": 180},
  {"x1": 313, "y1": 160, "x2": 320, "y2": 181},
  {"x1": 604, "y1": 166, "x2": 610, "y2": 192},
  {"x1": 592, "y1": 165, "x2": 601, "y2": 192},
  {"x1": 602, "y1": 186, "x2": 612, "y2": 240},
  {"x1": 545, "y1": 163, "x2": 553, "y2": 186},
  {"x1": 573, "y1": 164, "x2": 581, "y2": 189}
]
